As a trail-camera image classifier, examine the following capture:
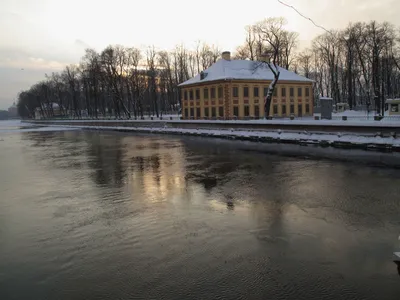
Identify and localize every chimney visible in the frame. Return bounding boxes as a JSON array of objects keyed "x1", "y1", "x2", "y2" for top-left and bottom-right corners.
[
  {"x1": 222, "y1": 51, "x2": 231, "y2": 61},
  {"x1": 259, "y1": 53, "x2": 269, "y2": 63}
]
